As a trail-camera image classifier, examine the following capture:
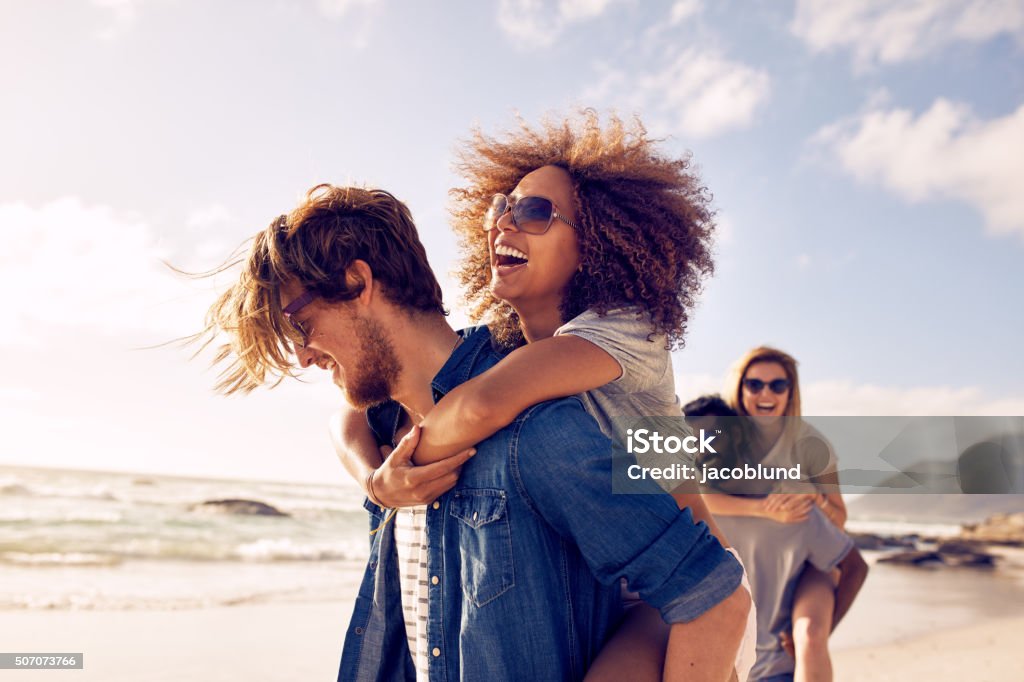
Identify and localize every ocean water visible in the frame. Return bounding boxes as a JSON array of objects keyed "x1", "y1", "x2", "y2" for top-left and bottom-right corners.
[
  {"x1": 844, "y1": 518, "x2": 963, "y2": 538},
  {"x1": 4, "y1": 463, "x2": 1023, "y2": 651},
  {"x1": 0, "y1": 465, "x2": 371, "y2": 610}
]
